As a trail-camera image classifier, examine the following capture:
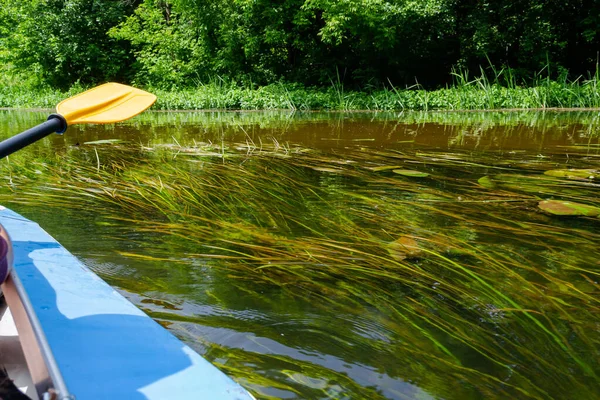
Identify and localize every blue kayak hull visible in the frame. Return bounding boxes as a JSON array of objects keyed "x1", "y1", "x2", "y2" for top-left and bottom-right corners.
[{"x1": 0, "y1": 206, "x2": 253, "y2": 400}]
